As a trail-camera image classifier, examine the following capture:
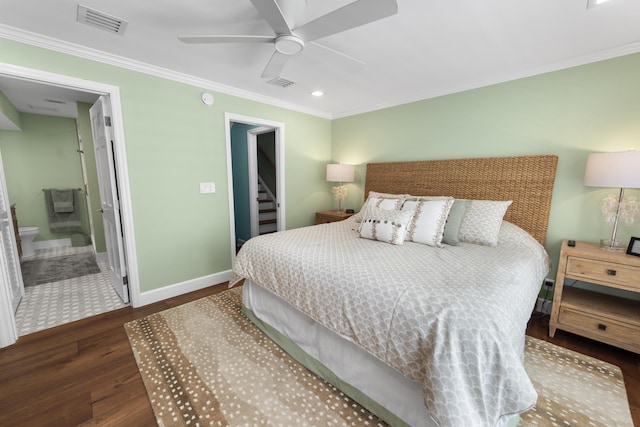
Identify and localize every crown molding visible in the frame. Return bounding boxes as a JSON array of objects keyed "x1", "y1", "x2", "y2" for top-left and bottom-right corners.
[
  {"x1": 333, "y1": 40, "x2": 640, "y2": 119},
  {"x1": 0, "y1": 24, "x2": 332, "y2": 120},
  {"x1": 3, "y1": 24, "x2": 639, "y2": 121}
]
